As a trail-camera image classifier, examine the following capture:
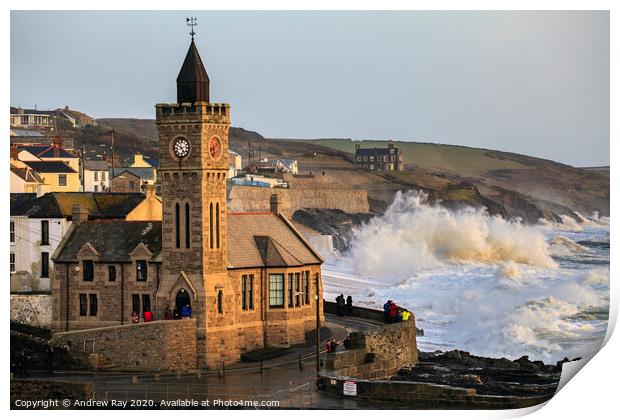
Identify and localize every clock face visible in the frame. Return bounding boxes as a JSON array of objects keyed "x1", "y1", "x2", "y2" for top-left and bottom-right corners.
[
  {"x1": 209, "y1": 136, "x2": 221, "y2": 159},
  {"x1": 173, "y1": 137, "x2": 190, "y2": 159}
]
